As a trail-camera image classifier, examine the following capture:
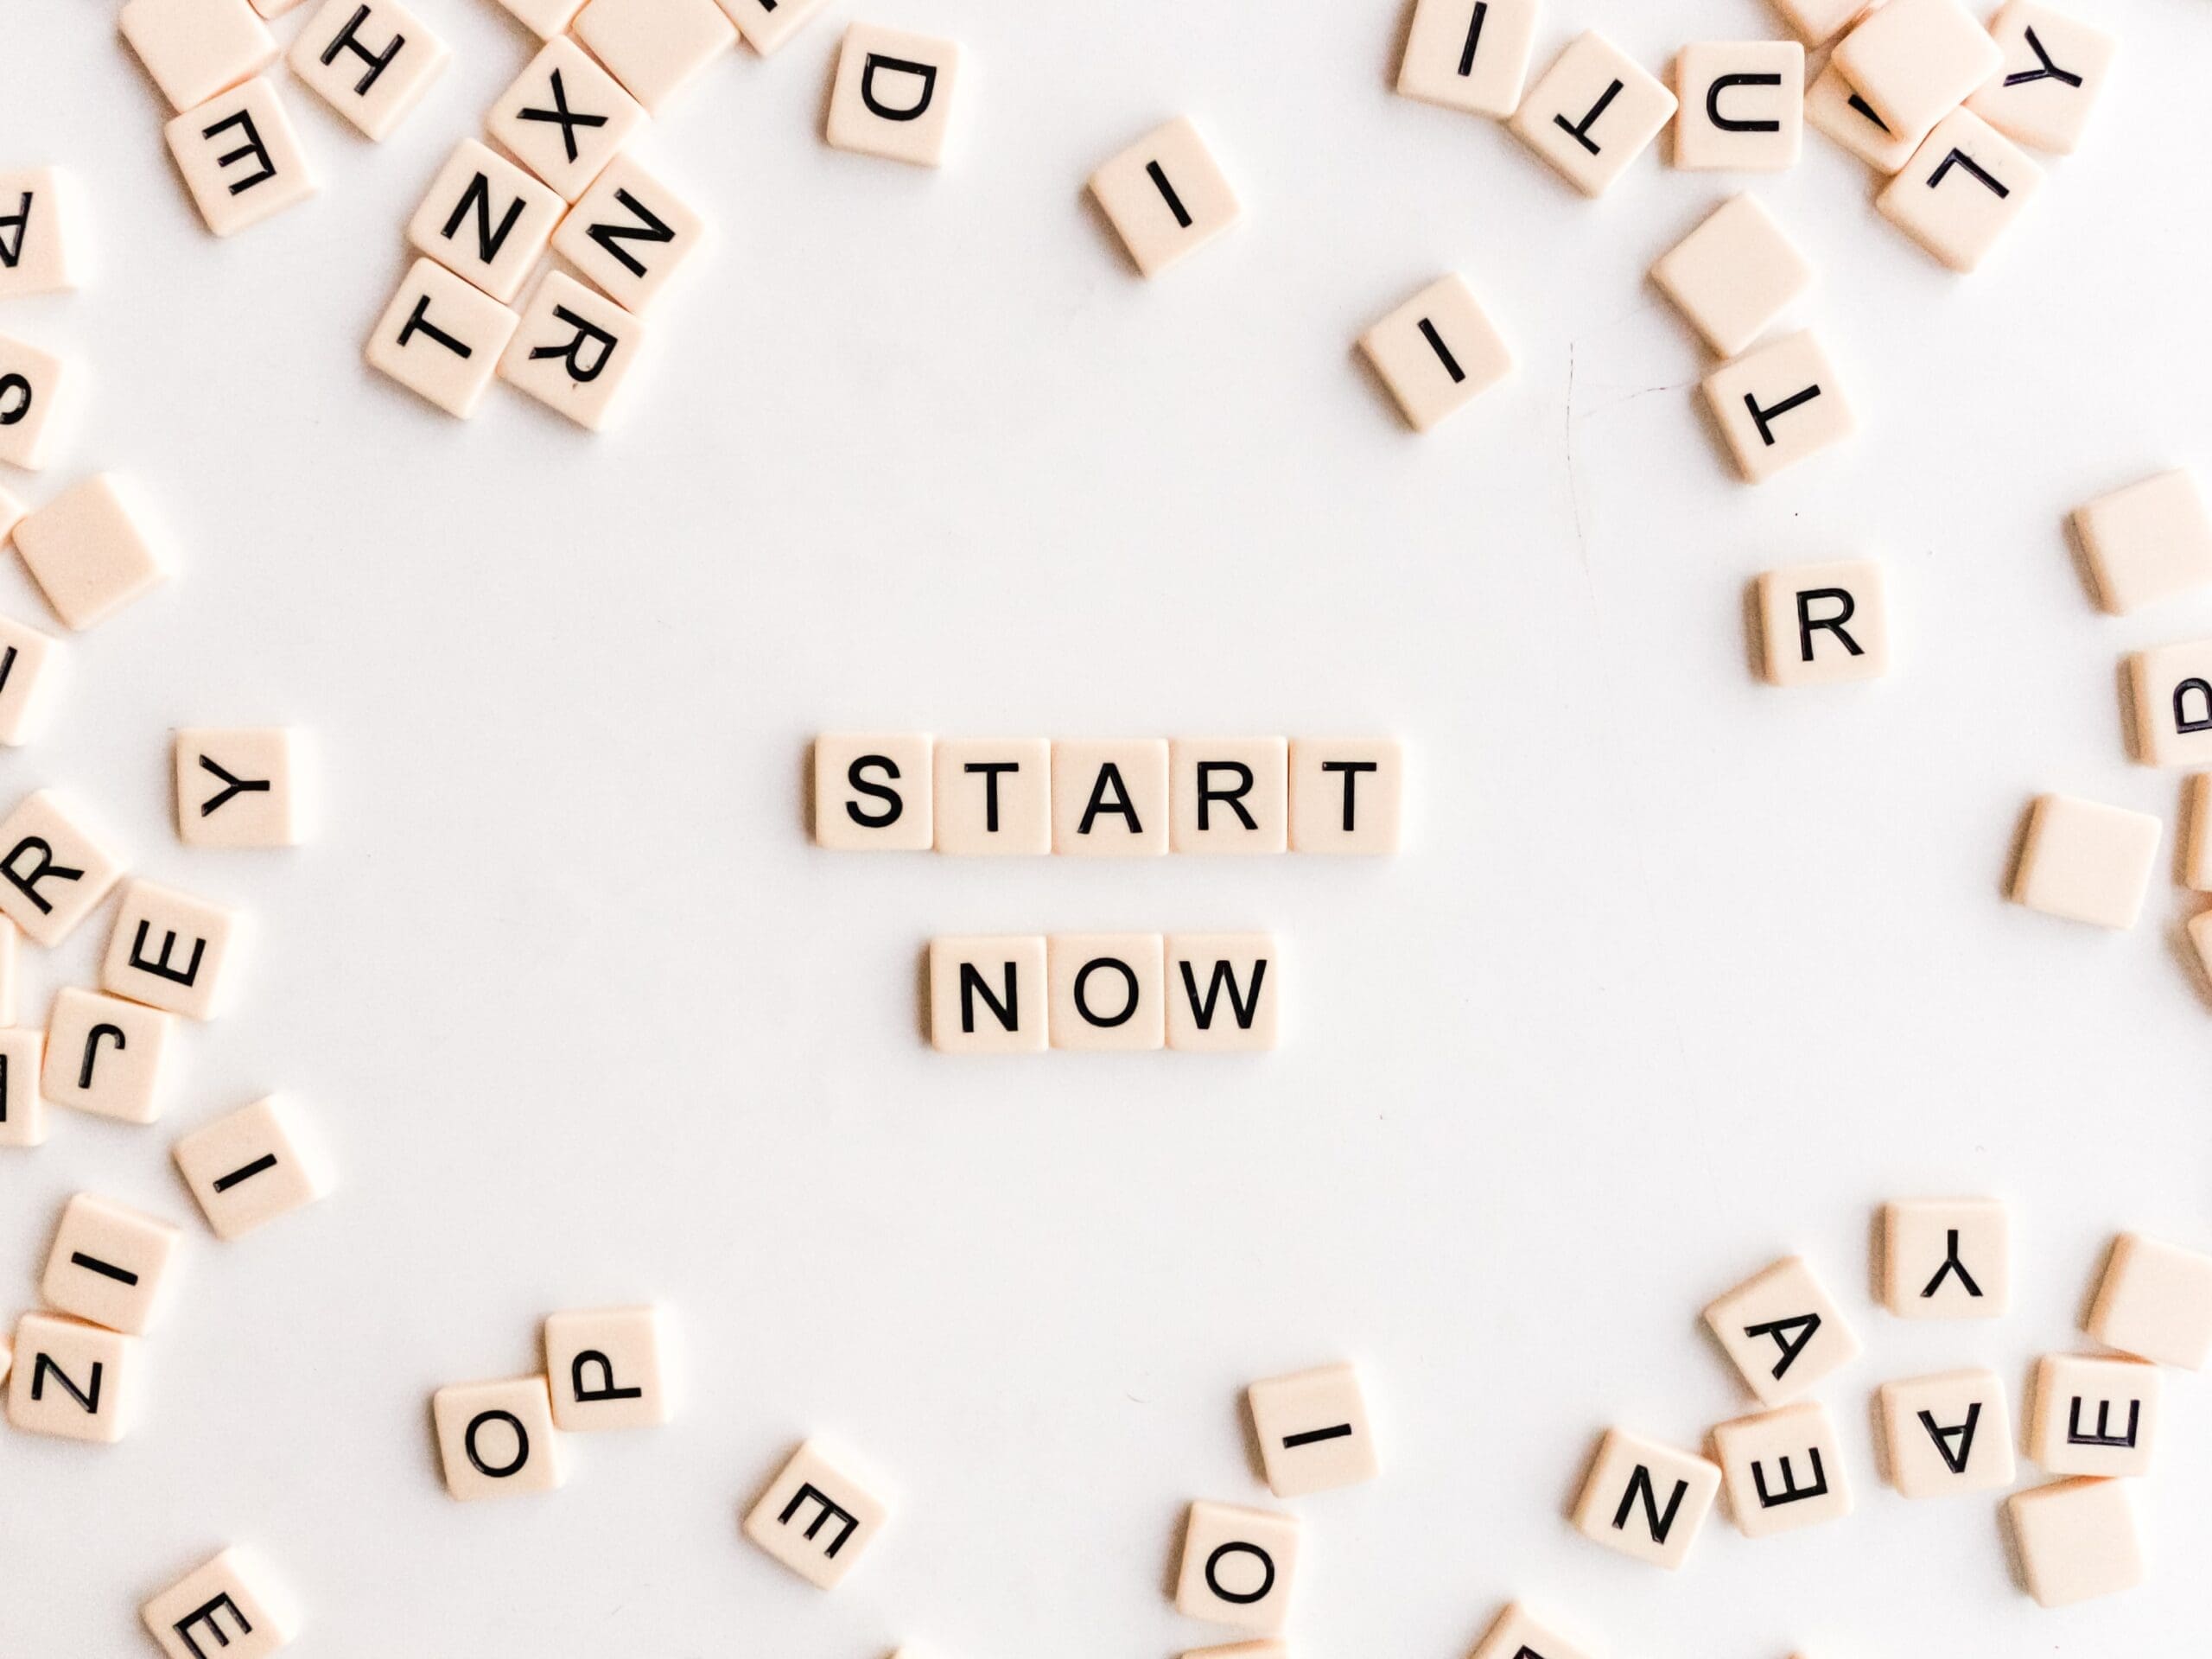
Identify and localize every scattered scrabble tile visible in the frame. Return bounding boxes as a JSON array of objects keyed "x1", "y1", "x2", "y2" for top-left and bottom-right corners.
[
  {"x1": 172, "y1": 1096, "x2": 329, "y2": 1239},
  {"x1": 1357, "y1": 273, "x2": 1514, "y2": 433},
  {"x1": 487, "y1": 37, "x2": 649, "y2": 203},
  {"x1": 1396, "y1": 0, "x2": 1541, "y2": 120},
  {"x1": 41, "y1": 1192, "x2": 183, "y2": 1334},
  {"x1": 1878, "y1": 108, "x2": 2044, "y2": 273},
  {"x1": 1052, "y1": 739, "x2": 1169, "y2": 857},
  {"x1": 176, "y1": 727, "x2": 304, "y2": 848},
  {"x1": 0, "y1": 168, "x2": 84, "y2": 300},
  {"x1": 1046, "y1": 933, "x2": 1165, "y2": 1052},
  {"x1": 287, "y1": 0, "x2": 449, "y2": 140},
  {"x1": 0, "y1": 787, "x2": 125, "y2": 946},
  {"x1": 544, "y1": 1305, "x2": 671, "y2": 1430},
  {"x1": 1571, "y1": 1427, "x2": 1721, "y2": 1568},
  {"x1": 1967, "y1": 1, "x2": 2117, "y2": 156},
  {"x1": 1702, "y1": 329, "x2": 1854, "y2": 484},
  {"x1": 1509, "y1": 31, "x2": 1678, "y2": 198},
  {"x1": 141, "y1": 1546, "x2": 299, "y2": 1659},
  {"x1": 2129, "y1": 639, "x2": 2212, "y2": 767},
  {"x1": 164, "y1": 78, "x2": 320, "y2": 237},
  {"x1": 1248, "y1": 1361, "x2": 1378, "y2": 1497},
  {"x1": 1287, "y1": 738, "x2": 1403, "y2": 855},
  {"x1": 7, "y1": 1310, "x2": 138, "y2": 1441},
  {"x1": 0, "y1": 332, "x2": 71, "y2": 472},
  {"x1": 1834, "y1": 0, "x2": 2005, "y2": 140},
  {"x1": 1878, "y1": 1368, "x2": 2016, "y2": 1497},
  {"x1": 2028, "y1": 1353, "x2": 2160, "y2": 1477},
  {"x1": 45, "y1": 988, "x2": 175, "y2": 1123},
  {"x1": 1169, "y1": 737, "x2": 1287, "y2": 854},
  {"x1": 2007, "y1": 1478, "x2": 2143, "y2": 1607},
  {"x1": 1176, "y1": 1501, "x2": 1300, "y2": 1633},
  {"x1": 2075, "y1": 469, "x2": 2212, "y2": 615},
  {"x1": 1673, "y1": 41, "x2": 1805, "y2": 171},
  {"x1": 743, "y1": 1438, "x2": 892, "y2": 1588},
  {"x1": 365, "y1": 257, "x2": 521, "y2": 419},
  {"x1": 825, "y1": 23, "x2": 962, "y2": 167},
  {"x1": 2190, "y1": 775, "x2": 2212, "y2": 890},
  {"x1": 1704, "y1": 1255, "x2": 1860, "y2": 1405},
  {"x1": 499, "y1": 270, "x2": 646, "y2": 431},
  {"x1": 120, "y1": 0, "x2": 278, "y2": 114},
  {"x1": 2088, "y1": 1234, "x2": 2212, "y2": 1370},
  {"x1": 1803, "y1": 62, "x2": 1926, "y2": 173},
  {"x1": 1768, "y1": 0, "x2": 1874, "y2": 48},
  {"x1": 1469, "y1": 1605, "x2": 1593, "y2": 1659},
  {"x1": 719, "y1": 0, "x2": 832, "y2": 55},
  {"x1": 931, "y1": 737, "x2": 1050, "y2": 855},
  {"x1": 492, "y1": 0, "x2": 585, "y2": 37},
  {"x1": 13, "y1": 473, "x2": 170, "y2": 630},
  {"x1": 1166, "y1": 933, "x2": 1281, "y2": 1052},
  {"x1": 0, "y1": 613, "x2": 63, "y2": 747},
  {"x1": 929, "y1": 934, "x2": 1046, "y2": 1054},
  {"x1": 0, "y1": 1026, "x2": 46, "y2": 1148},
  {"x1": 1089, "y1": 118, "x2": 1243, "y2": 278},
  {"x1": 573, "y1": 0, "x2": 735, "y2": 114},
  {"x1": 1882, "y1": 1197, "x2": 2008, "y2": 1318},
  {"x1": 550, "y1": 152, "x2": 706, "y2": 312},
  {"x1": 408, "y1": 141, "x2": 564, "y2": 305},
  {"x1": 815, "y1": 732, "x2": 934, "y2": 850},
  {"x1": 2010, "y1": 794, "x2": 2160, "y2": 929},
  {"x1": 101, "y1": 878, "x2": 241, "y2": 1020},
  {"x1": 1649, "y1": 194, "x2": 1813, "y2": 359},
  {"x1": 1712, "y1": 1400, "x2": 1852, "y2": 1537},
  {"x1": 432, "y1": 1374, "x2": 565, "y2": 1499},
  {"x1": 1757, "y1": 559, "x2": 1888, "y2": 686}
]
